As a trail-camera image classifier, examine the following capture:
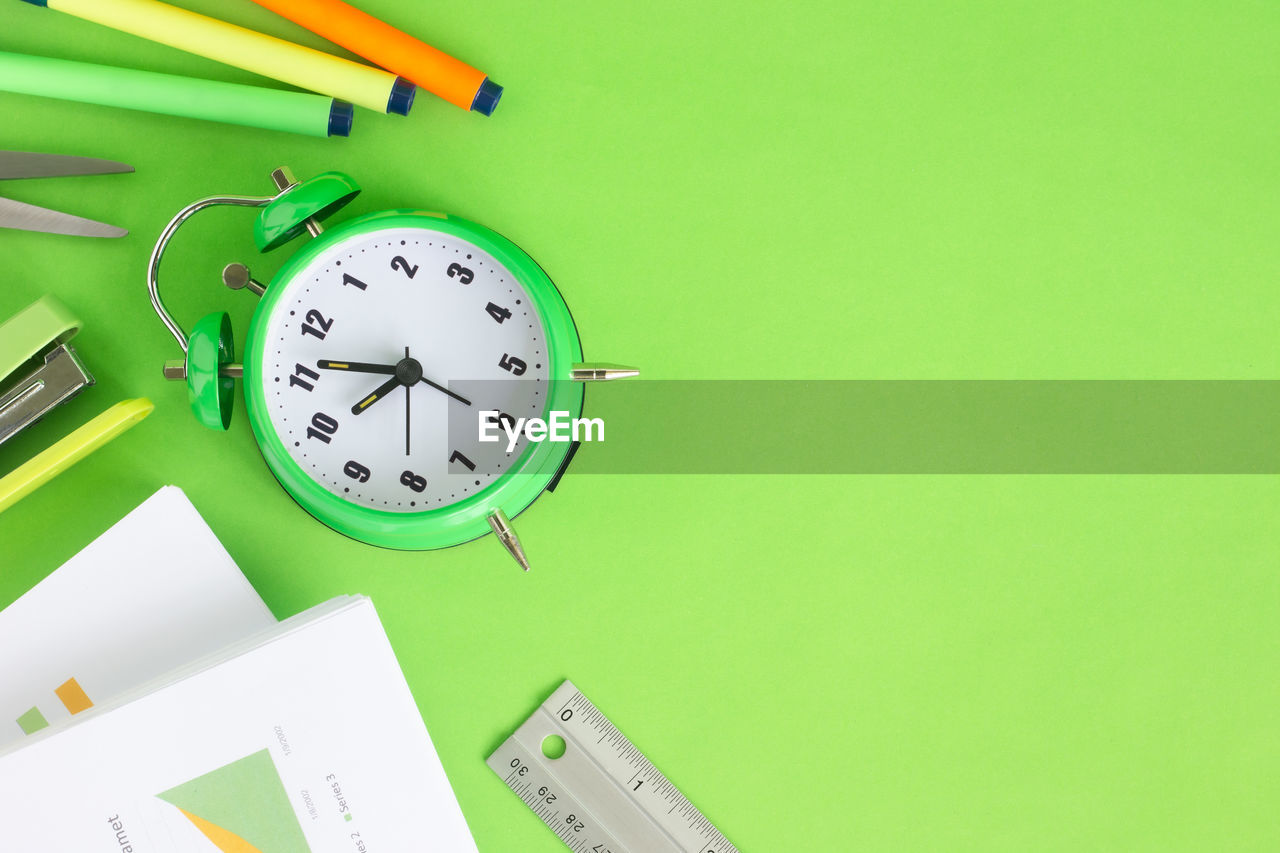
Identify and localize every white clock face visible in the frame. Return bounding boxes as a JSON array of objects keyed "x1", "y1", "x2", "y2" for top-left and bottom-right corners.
[{"x1": 258, "y1": 226, "x2": 550, "y2": 512}]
